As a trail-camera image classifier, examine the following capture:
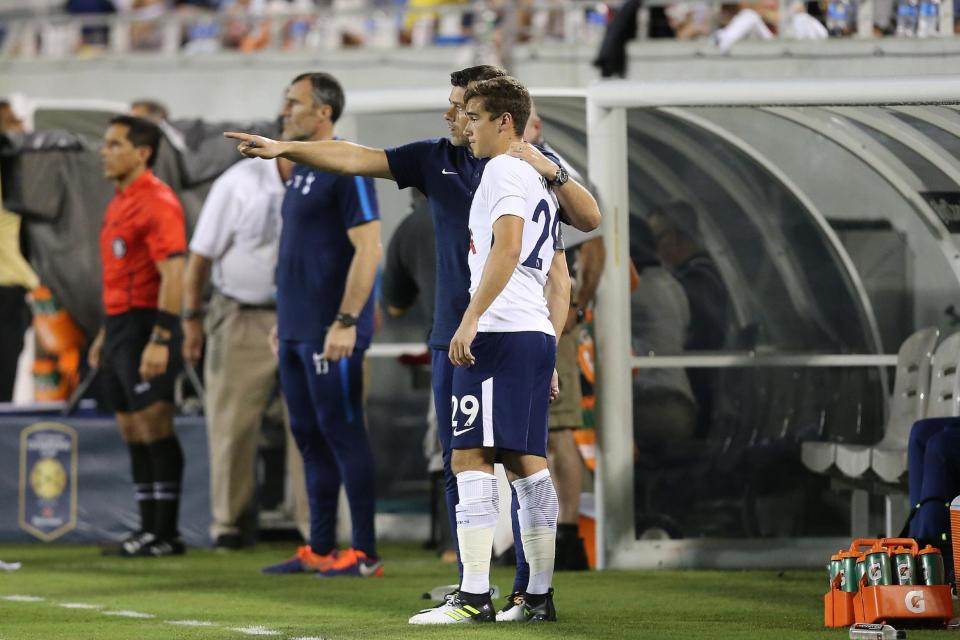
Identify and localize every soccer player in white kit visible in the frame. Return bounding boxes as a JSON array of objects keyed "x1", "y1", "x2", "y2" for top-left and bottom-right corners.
[{"x1": 408, "y1": 76, "x2": 565, "y2": 625}]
